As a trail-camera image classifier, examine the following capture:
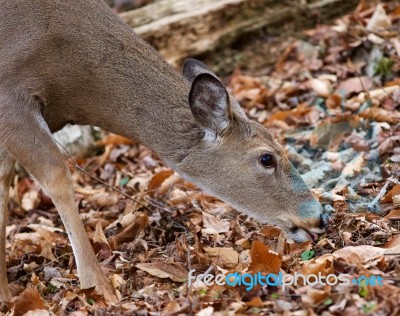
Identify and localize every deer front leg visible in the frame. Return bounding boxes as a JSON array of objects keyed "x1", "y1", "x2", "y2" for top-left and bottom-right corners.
[
  {"x1": 0, "y1": 148, "x2": 14, "y2": 302},
  {"x1": 0, "y1": 105, "x2": 116, "y2": 303}
]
